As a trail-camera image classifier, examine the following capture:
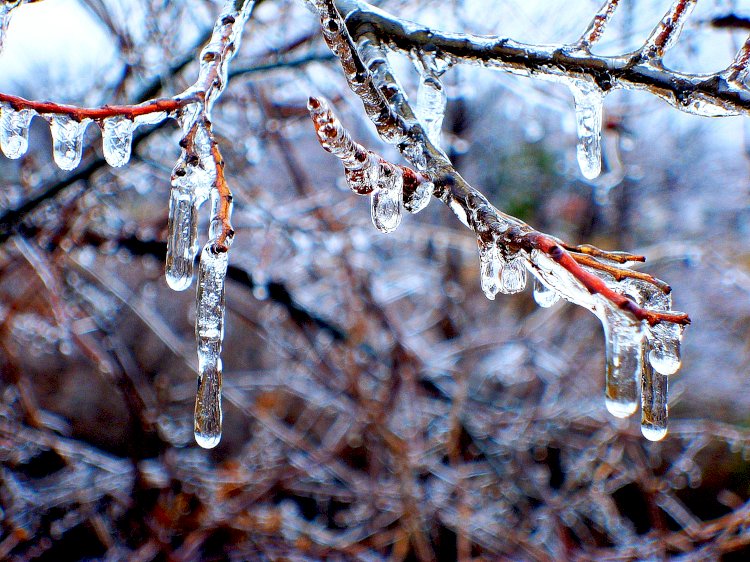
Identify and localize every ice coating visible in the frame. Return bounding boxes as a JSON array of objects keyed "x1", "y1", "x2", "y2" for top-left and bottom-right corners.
[
  {"x1": 101, "y1": 115, "x2": 135, "y2": 167},
  {"x1": 499, "y1": 255, "x2": 527, "y2": 294},
  {"x1": 478, "y1": 240, "x2": 502, "y2": 300},
  {"x1": 601, "y1": 306, "x2": 641, "y2": 418},
  {"x1": 533, "y1": 277, "x2": 560, "y2": 308},
  {"x1": 46, "y1": 114, "x2": 90, "y2": 170},
  {"x1": 0, "y1": 103, "x2": 34, "y2": 159},
  {"x1": 165, "y1": 188, "x2": 201, "y2": 291},
  {"x1": 415, "y1": 75, "x2": 446, "y2": 147},
  {"x1": 641, "y1": 355, "x2": 668, "y2": 441},
  {"x1": 648, "y1": 321, "x2": 683, "y2": 376},
  {"x1": 370, "y1": 164, "x2": 403, "y2": 233},
  {"x1": 569, "y1": 81, "x2": 604, "y2": 180},
  {"x1": 194, "y1": 242, "x2": 229, "y2": 449}
]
